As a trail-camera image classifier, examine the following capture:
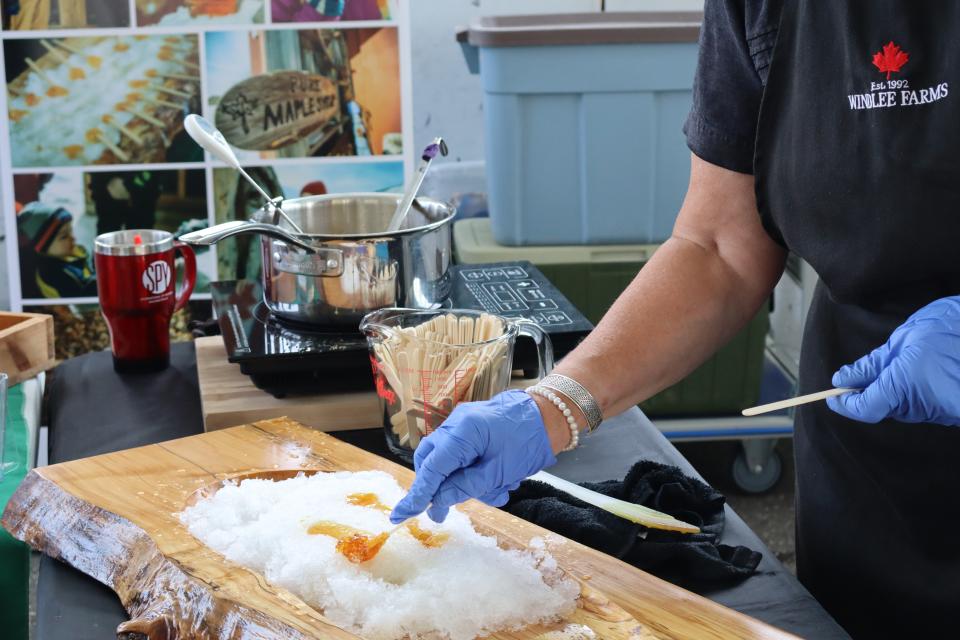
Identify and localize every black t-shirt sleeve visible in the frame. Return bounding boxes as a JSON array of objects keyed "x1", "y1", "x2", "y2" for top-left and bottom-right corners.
[{"x1": 684, "y1": 0, "x2": 779, "y2": 175}]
